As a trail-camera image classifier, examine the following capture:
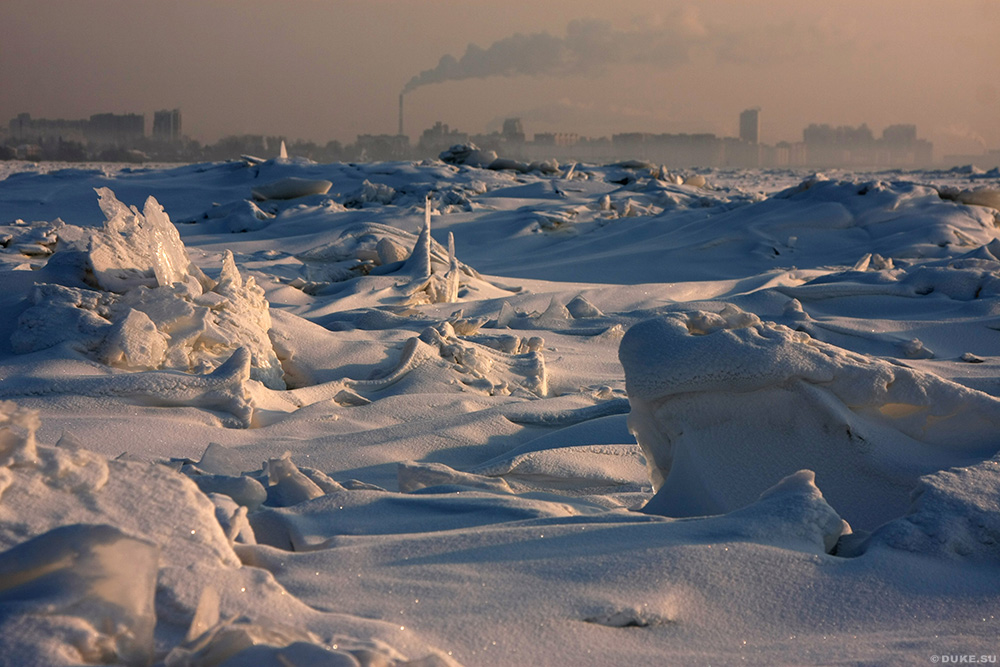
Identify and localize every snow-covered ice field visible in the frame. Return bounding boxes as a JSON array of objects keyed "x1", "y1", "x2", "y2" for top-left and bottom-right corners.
[{"x1": 1, "y1": 154, "x2": 999, "y2": 666}]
